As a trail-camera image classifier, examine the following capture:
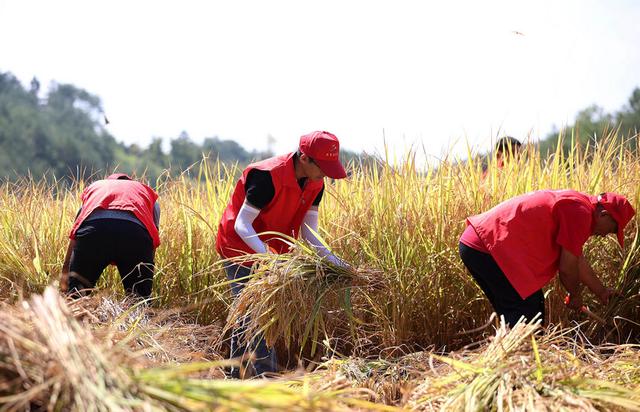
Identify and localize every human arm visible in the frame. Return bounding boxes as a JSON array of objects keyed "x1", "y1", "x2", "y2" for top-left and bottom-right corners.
[
  {"x1": 300, "y1": 206, "x2": 350, "y2": 268},
  {"x1": 559, "y1": 248, "x2": 615, "y2": 308},
  {"x1": 231, "y1": 169, "x2": 277, "y2": 254},
  {"x1": 558, "y1": 248, "x2": 583, "y2": 310},
  {"x1": 234, "y1": 200, "x2": 268, "y2": 254},
  {"x1": 555, "y1": 201, "x2": 596, "y2": 309},
  {"x1": 153, "y1": 202, "x2": 160, "y2": 229},
  {"x1": 577, "y1": 256, "x2": 616, "y2": 304}
]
